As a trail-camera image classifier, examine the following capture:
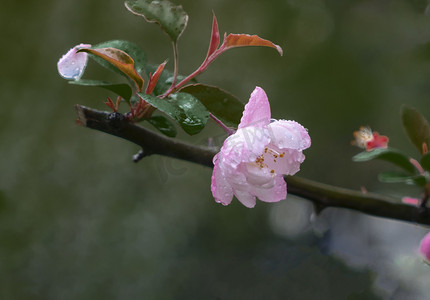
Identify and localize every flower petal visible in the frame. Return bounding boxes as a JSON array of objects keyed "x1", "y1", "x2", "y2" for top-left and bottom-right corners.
[
  {"x1": 263, "y1": 146, "x2": 305, "y2": 176},
  {"x1": 252, "y1": 175, "x2": 286, "y2": 203},
  {"x1": 238, "y1": 87, "x2": 271, "y2": 129},
  {"x1": 245, "y1": 163, "x2": 275, "y2": 187},
  {"x1": 268, "y1": 120, "x2": 311, "y2": 151},
  {"x1": 211, "y1": 154, "x2": 234, "y2": 206},
  {"x1": 234, "y1": 189, "x2": 257, "y2": 208},
  {"x1": 57, "y1": 43, "x2": 91, "y2": 80},
  {"x1": 222, "y1": 126, "x2": 270, "y2": 167}
]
